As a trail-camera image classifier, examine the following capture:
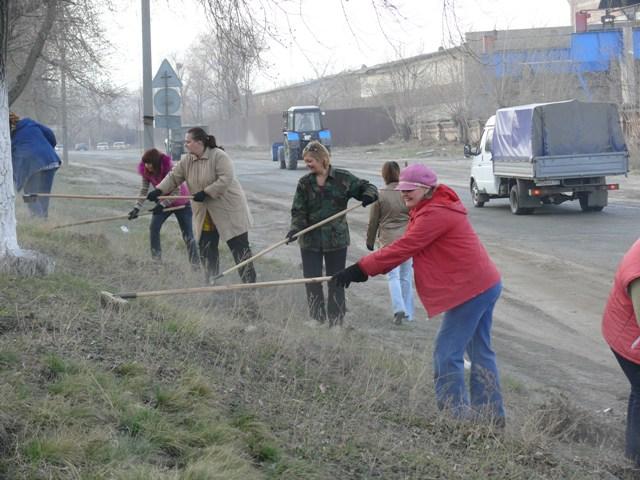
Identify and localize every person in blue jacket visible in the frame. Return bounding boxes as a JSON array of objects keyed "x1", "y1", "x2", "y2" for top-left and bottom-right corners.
[{"x1": 10, "y1": 112, "x2": 62, "y2": 218}]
